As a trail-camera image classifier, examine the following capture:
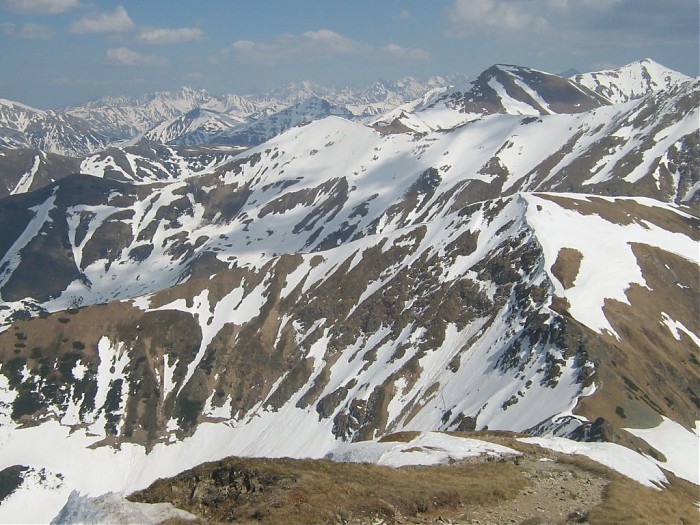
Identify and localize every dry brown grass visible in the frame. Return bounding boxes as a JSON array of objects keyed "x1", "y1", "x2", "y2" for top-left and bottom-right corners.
[
  {"x1": 377, "y1": 431, "x2": 421, "y2": 443},
  {"x1": 550, "y1": 453, "x2": 698, "y2": 525},
  {"x1": 130, "y1": 455, "x2": 527, "y2": 524},
  {"x1": 585, "y1": 471, "x2": 699, "y2": 525}
]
